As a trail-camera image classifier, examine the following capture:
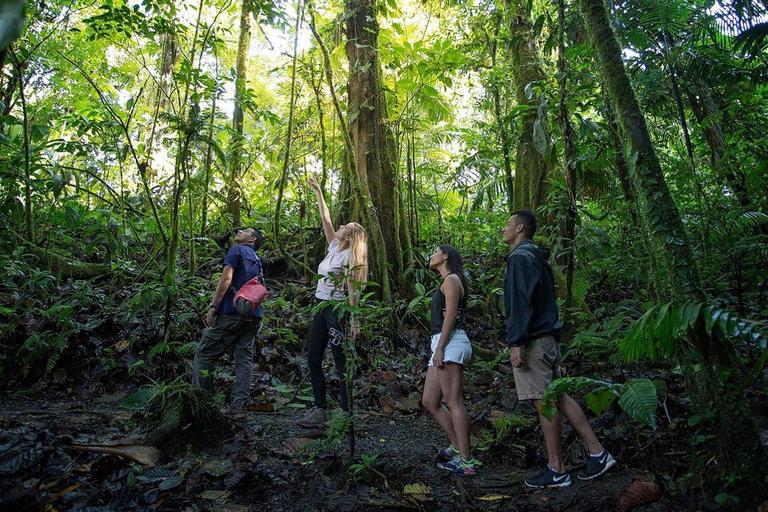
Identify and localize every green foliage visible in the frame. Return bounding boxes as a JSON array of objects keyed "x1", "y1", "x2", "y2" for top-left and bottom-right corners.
[
  {"x1": 120, "y1": 385, "x2": 160, "y2": 411},
  {"x1": 619, "y1": 302, "x2": 766, "y2": 369},
  {"x1": 540, "y1": 377, "x2": 659, "y2": 428},
  {"x1": 348, "y1": 453, "x2": 381, "y2": 483}
]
